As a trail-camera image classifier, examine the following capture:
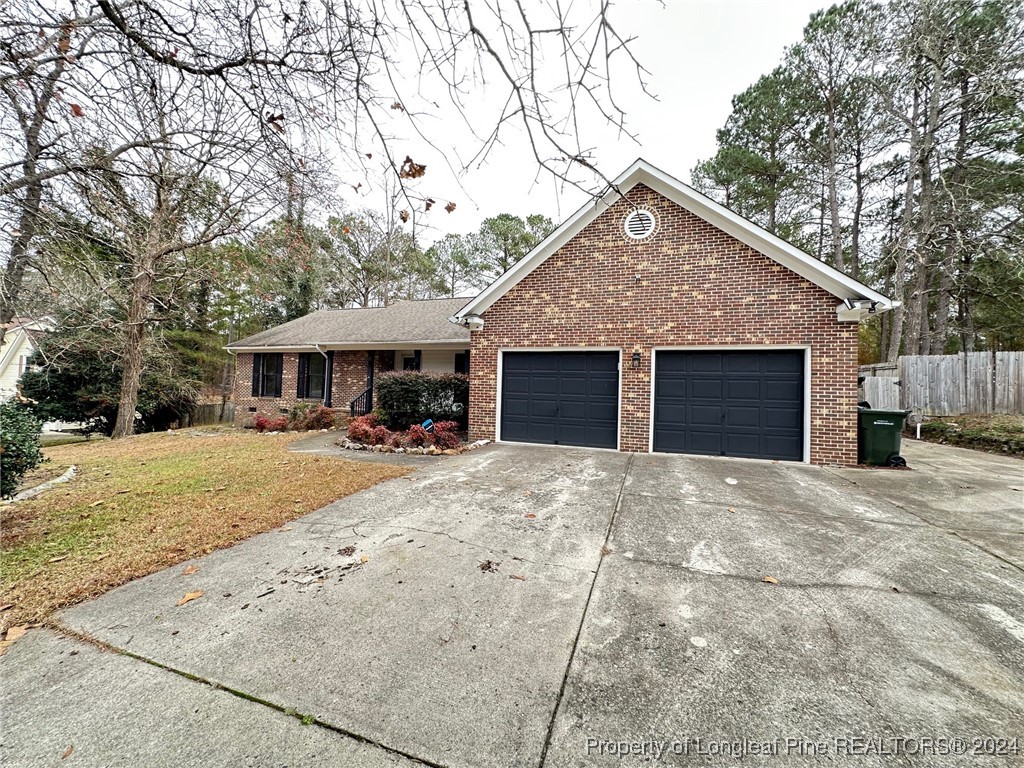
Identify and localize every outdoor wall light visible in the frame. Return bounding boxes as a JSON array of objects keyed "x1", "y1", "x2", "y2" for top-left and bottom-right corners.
[{"x1": 631, "y1": 351, "x2": 642, "y2": 369}]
